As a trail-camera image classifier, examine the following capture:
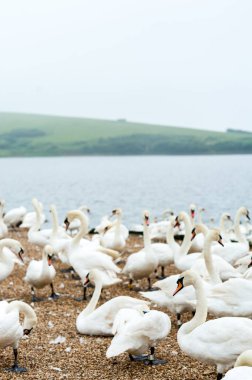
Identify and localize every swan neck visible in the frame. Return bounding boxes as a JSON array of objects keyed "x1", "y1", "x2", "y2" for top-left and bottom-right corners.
[
  {"x1": 203, "y1": 238, "x2": 221, "y2": 284},
  {"x1": 178, "y1": 214, "x2": 192, "y2": 257},
  {"x1": 51, "y1": 208, "x2": 59, "y2": 235},
  {"x1": 143, "y1": 223, "x2": 151, "y2": 249},
  {"x1": 234, "y1": 210, "x2": 247, "y2": 244},
  {"x1": 7, "y1": 301, "x2": 37, "y2": 327},
  {"x1": 80, "y1": 279, "x2": 102, "y2": 316},
  {"x1": 179, "y1": 277, "x2": 207, "y2": 335},
  {"x1": 166, "y1": 223, "x2": 175, "y2": 245},
  {"x1": 73, "y1": 213, "x2": 88, "y2": 245}
]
